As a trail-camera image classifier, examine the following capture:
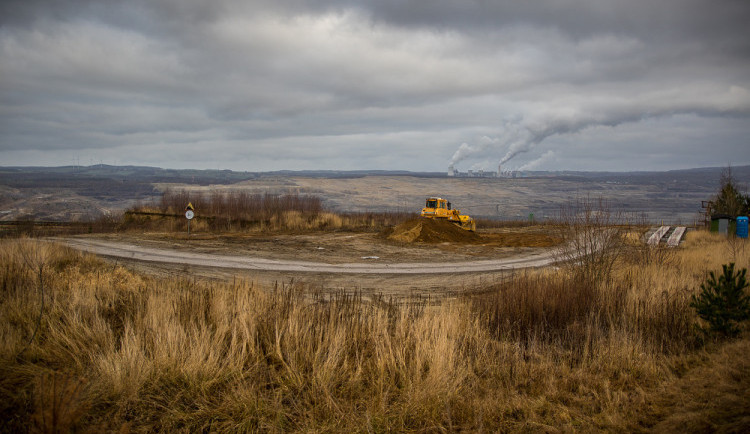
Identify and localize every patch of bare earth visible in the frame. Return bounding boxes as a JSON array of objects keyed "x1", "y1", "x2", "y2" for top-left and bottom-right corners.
[{"x1": 71, "y1": 222, "x2": 562, "y2": 264}]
